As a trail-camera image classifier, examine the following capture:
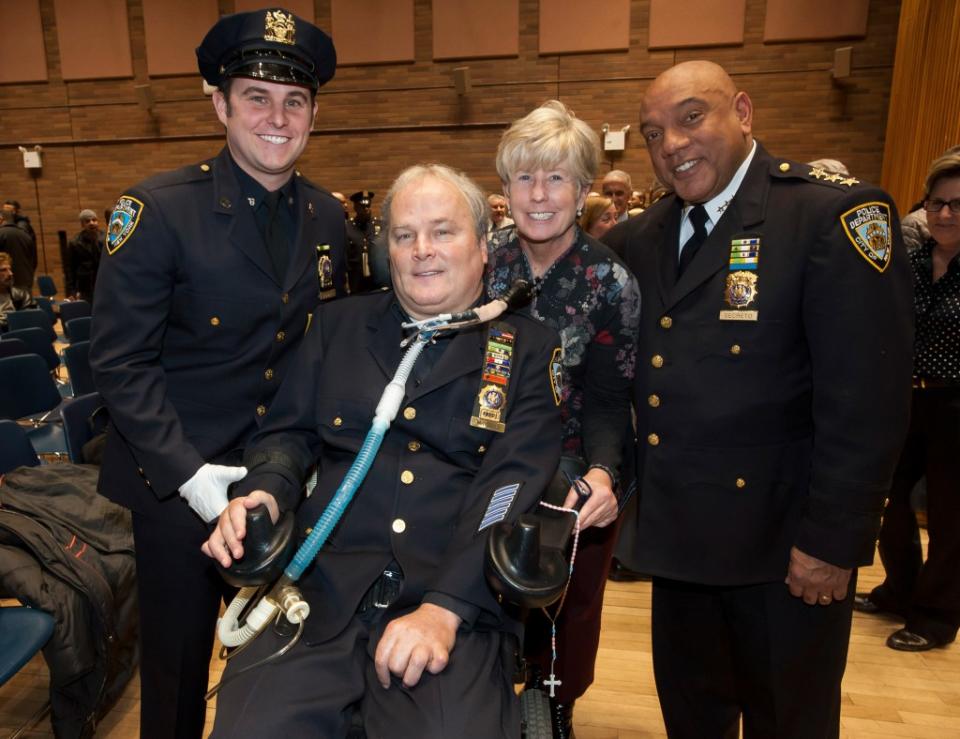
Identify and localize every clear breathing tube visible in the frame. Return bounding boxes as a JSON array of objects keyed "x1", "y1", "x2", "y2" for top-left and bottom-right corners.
[{"x1": 216, "y1": 280, "x2": 532, "y2": 653}]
